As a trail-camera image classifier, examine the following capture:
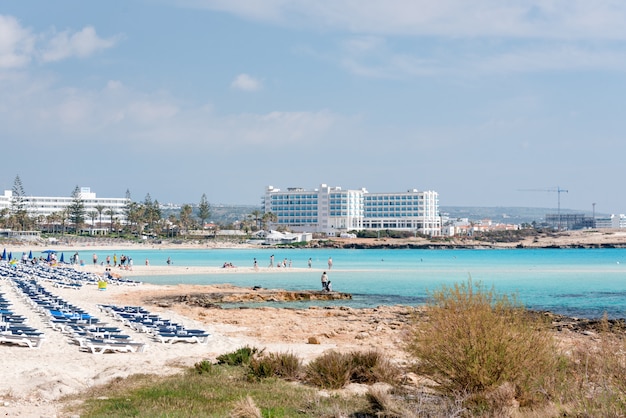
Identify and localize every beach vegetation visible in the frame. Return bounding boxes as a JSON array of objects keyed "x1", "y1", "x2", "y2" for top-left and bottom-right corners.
[
  {"x1": 305, "y1": 351, "x2": 353, "y2": 389},
  {"x1": 305, "y1": 349, "x2": 400, "y2": 389},
  {"x1": 216, "y1": 345, "x2": 260, "y2": 366},
  {"x1": 66, "y1": 364, "x2": 370, "y2": 417},
  {"x1": 405, "y1": 278, "x2": 561, "y2": 414},
  {"x1": 559, "y1": 315, "x2": 626, "y2": 416},
  {"x1": 248, "y1": 351, "x2": 302, "y2": 381}
]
